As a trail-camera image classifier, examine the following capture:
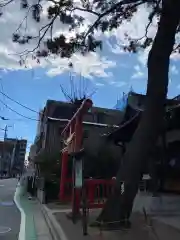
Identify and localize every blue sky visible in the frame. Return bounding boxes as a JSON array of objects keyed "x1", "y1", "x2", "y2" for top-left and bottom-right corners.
[
  {"x1": 0, "y1": 53, "x2": 180, "y2": 154},
  {"x1": 1, "y1": 4, "x2": 180, "y2": 154}
]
